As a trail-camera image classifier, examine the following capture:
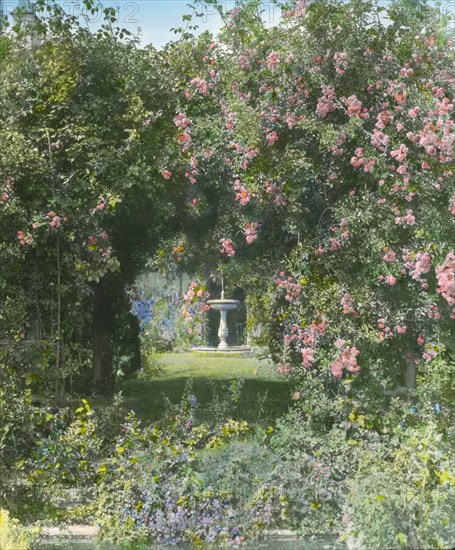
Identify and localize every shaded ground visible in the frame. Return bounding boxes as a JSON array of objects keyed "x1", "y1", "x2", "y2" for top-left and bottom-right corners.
[{"x1": 119, "y1": 352, "x2": 292, "y2": 424}]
